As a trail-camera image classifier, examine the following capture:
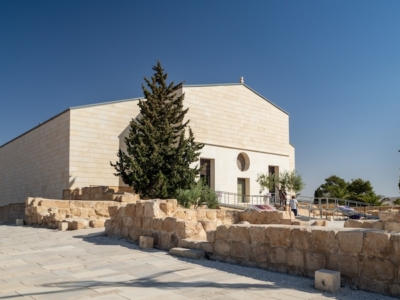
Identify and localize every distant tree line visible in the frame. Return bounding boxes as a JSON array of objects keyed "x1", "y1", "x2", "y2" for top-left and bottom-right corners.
[{"x1": 314, "y1": 175, "x2": 389, "y2": 206}]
